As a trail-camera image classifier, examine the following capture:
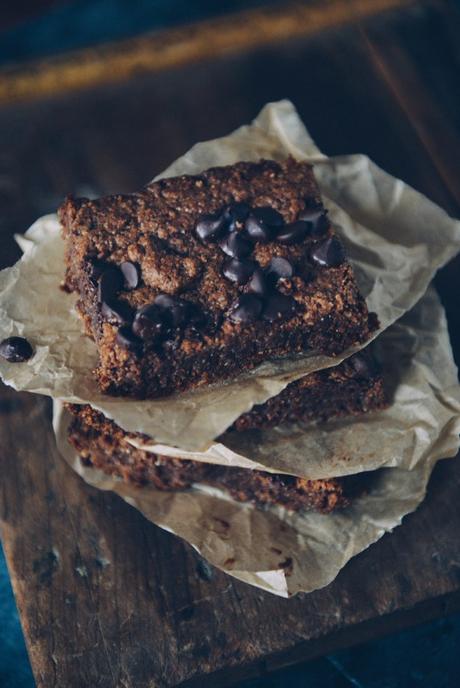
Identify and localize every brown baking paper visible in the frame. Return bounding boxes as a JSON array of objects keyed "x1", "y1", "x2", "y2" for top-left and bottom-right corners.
[
  {"x1": 1, "y1": 100, "x2": 460, "y2": 451},
  {"x1": 126, "y1": 288, "x2": 460, "y2": 479}
]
